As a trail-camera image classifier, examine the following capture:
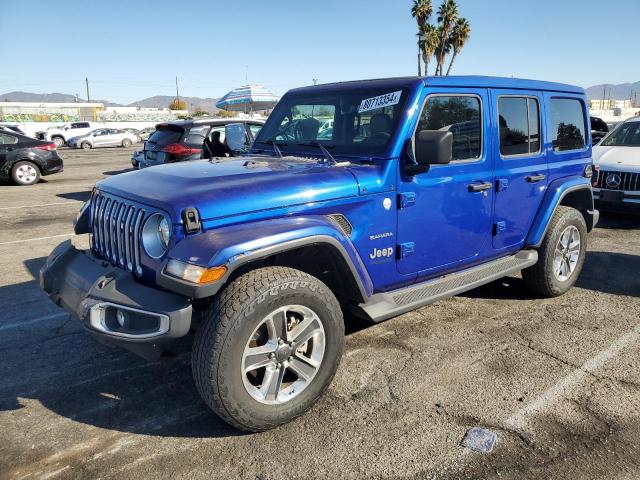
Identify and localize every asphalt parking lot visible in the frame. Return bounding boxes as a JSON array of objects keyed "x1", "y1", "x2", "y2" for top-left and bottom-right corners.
[{"x1": 1, "y1": 146, "x2": 640, "y2": 480}]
